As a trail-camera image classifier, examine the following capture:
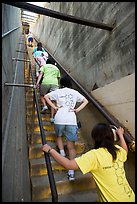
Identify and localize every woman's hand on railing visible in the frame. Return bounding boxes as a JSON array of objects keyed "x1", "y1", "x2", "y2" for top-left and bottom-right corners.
[
  {"x1": 36, "y1": 83, "x2": 39, "y2": 88},
  {"x1": 41, "y1": 144, "x2": 52, "y2": 153}
]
